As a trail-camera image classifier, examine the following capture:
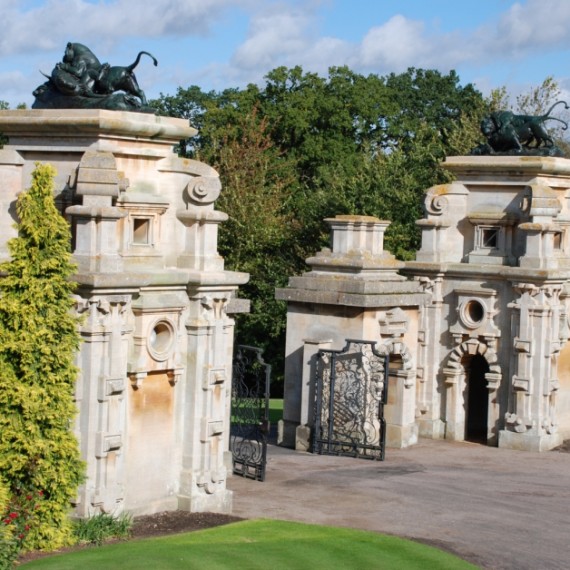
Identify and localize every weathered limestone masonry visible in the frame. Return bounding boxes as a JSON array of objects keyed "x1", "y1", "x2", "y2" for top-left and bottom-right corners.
[
  {"x1": 0, "y1": 110, "x2": 248, "y2": 515},
  {"x1": 275, "y1": 215, "x2": 428, "y2": 450},
  {"x1": 278, "y1": 156, "x2": 570, "y2": 453},
  {"x1": 406, "y1": 156, "x2": 570, "y2": 452}
]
